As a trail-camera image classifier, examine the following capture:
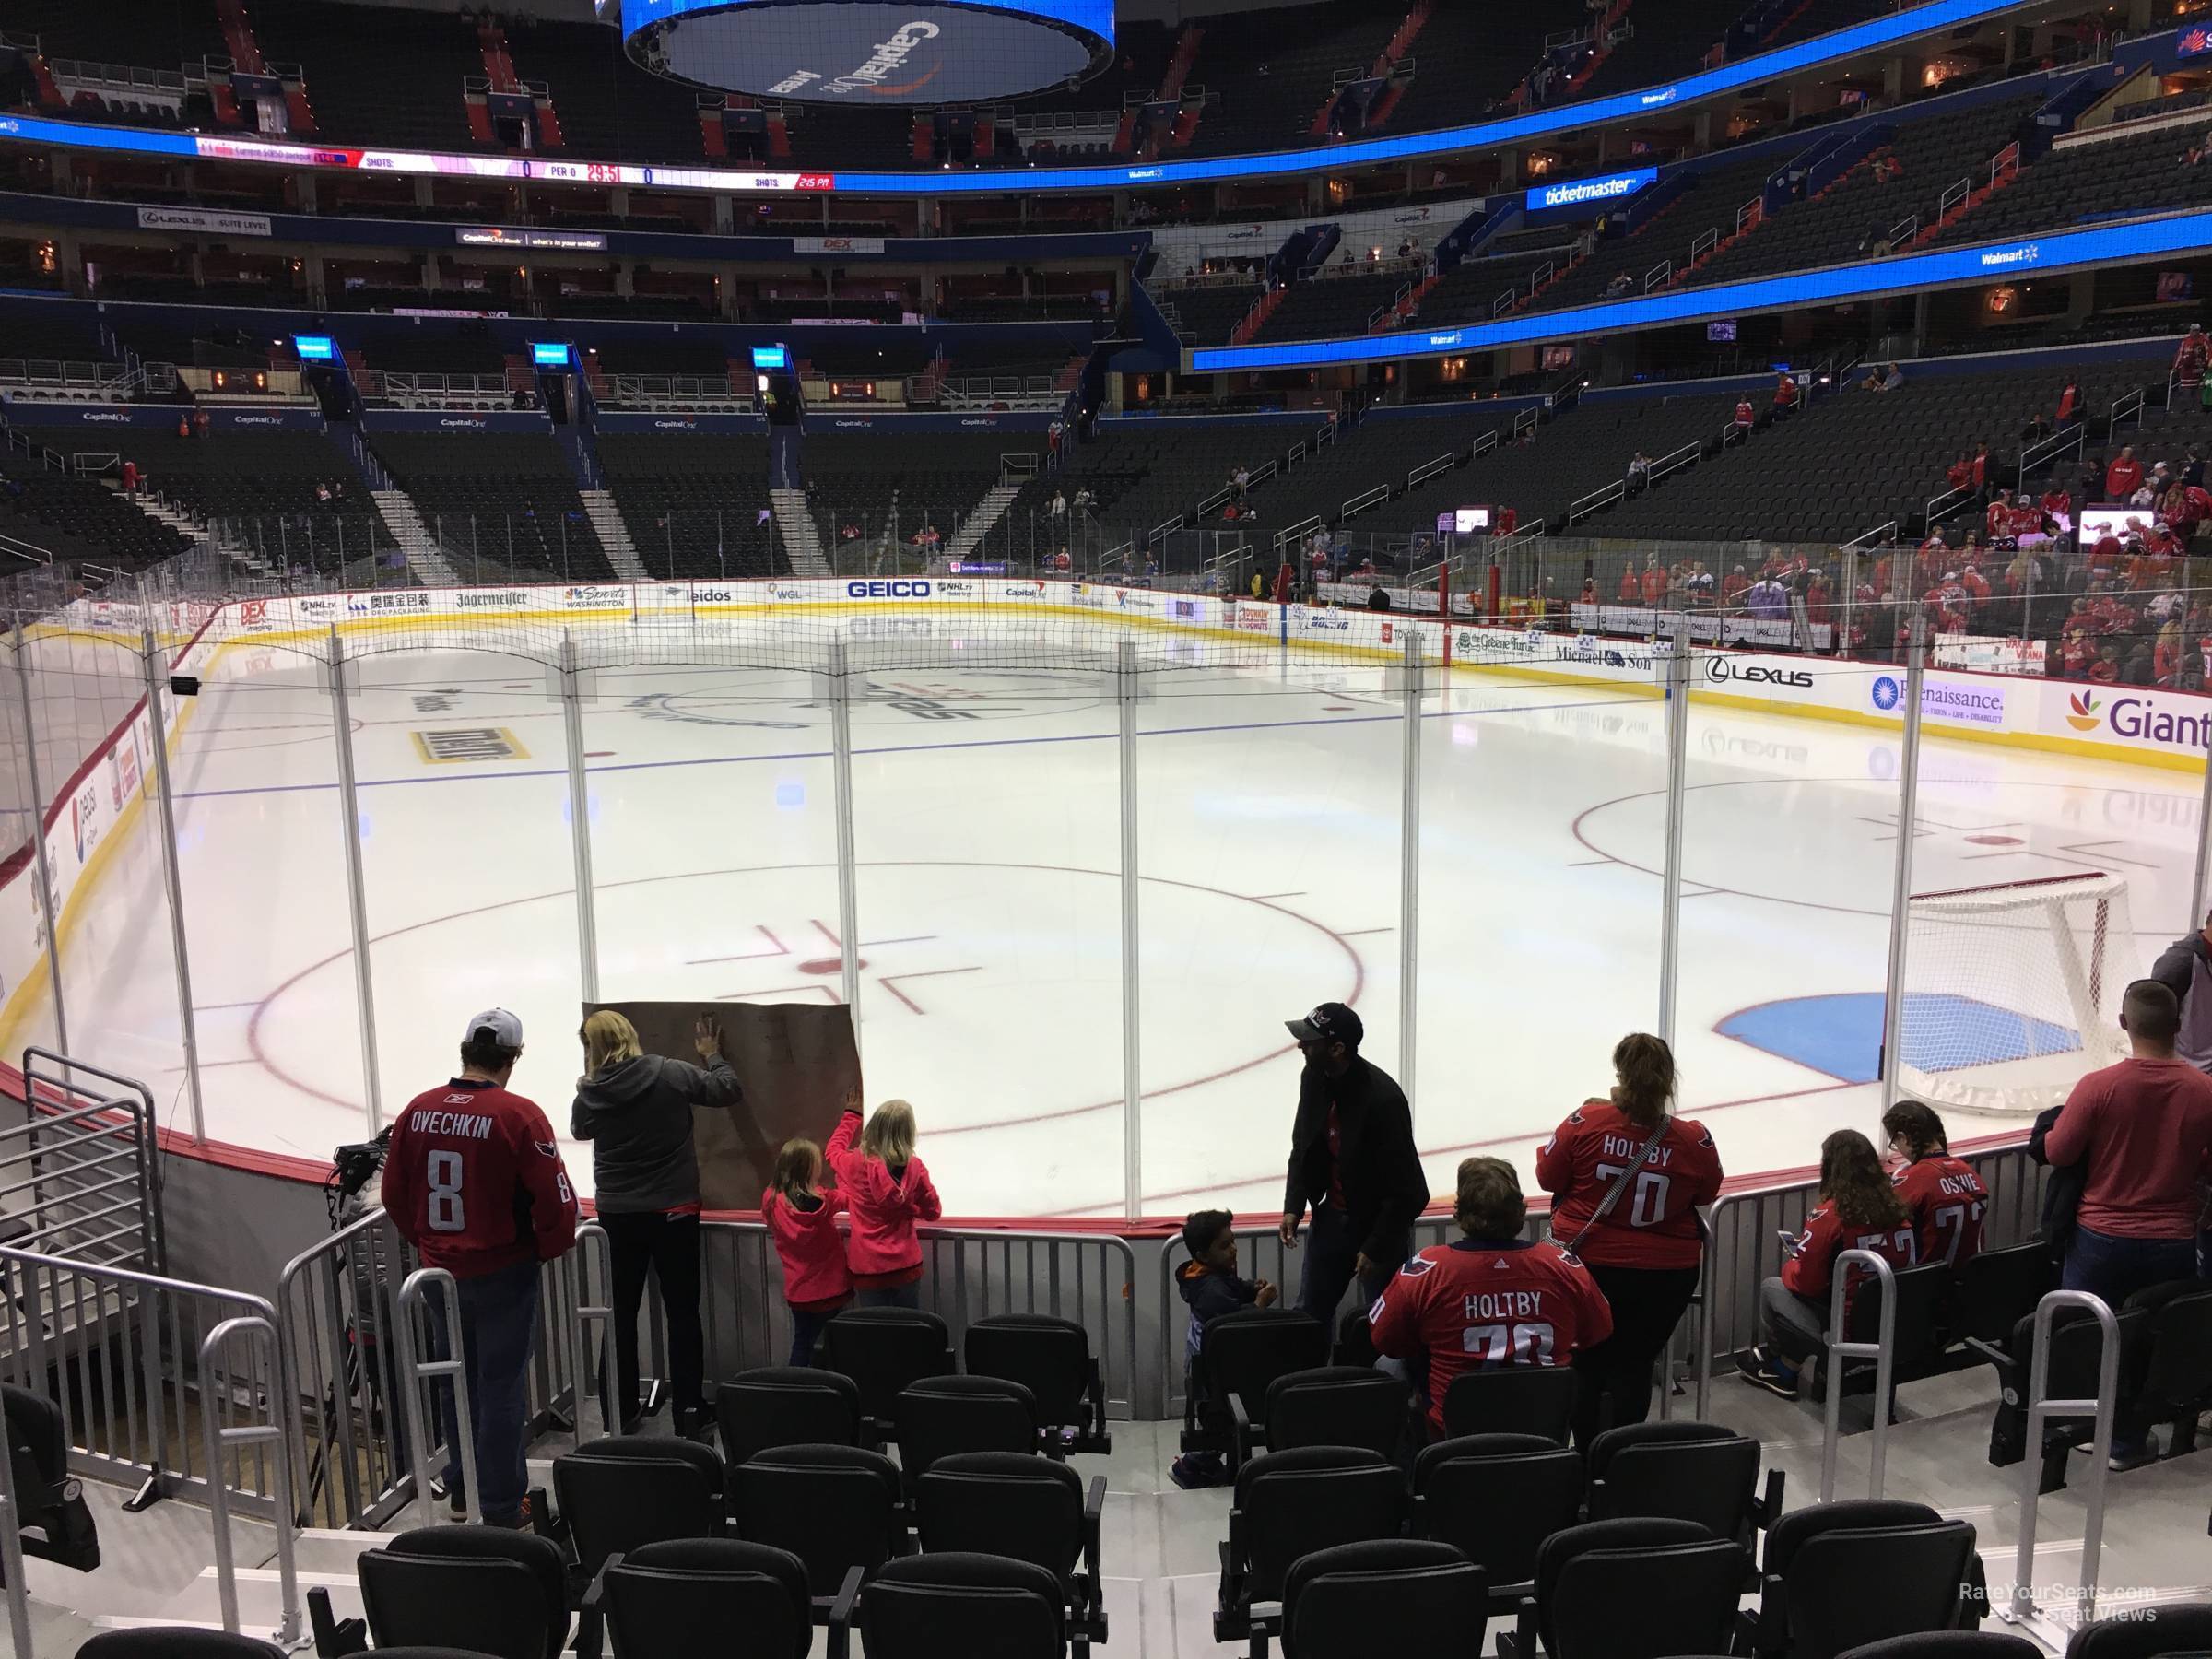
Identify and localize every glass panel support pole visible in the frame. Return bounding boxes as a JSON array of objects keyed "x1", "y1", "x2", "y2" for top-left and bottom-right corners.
[
  {"x1": 828, "y1": 641, "x2": 862, "y2": 1047},
  {"x1": 1656, "y1": 617, "x2": 1692, "y2": 1049},
  {"x1": 1879, "y1": 611, "x2": 1929, "y2": 1112},
  {"x1": 2191, "y1": 705, "x2": 2212, "y2": 932},
  {"x1": 560, "y1": 632, "x2": 600, "y2": 1004},
  {"x1": 13, "y1": 640, "x2": 66, "y2": 1053},
  {"x1": 1119, "y1": 640, "x2": 1142, "y2": 1219},
  {"x1": 141, "y1": 628, "x2": 205, "y2": 1143},
  {"x1": 1399, "y1": 629, "x2": 1421, "y2": 1111},
  {"x1": 328, "y1": 629, "x2": 383, "y2": 1133}
]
